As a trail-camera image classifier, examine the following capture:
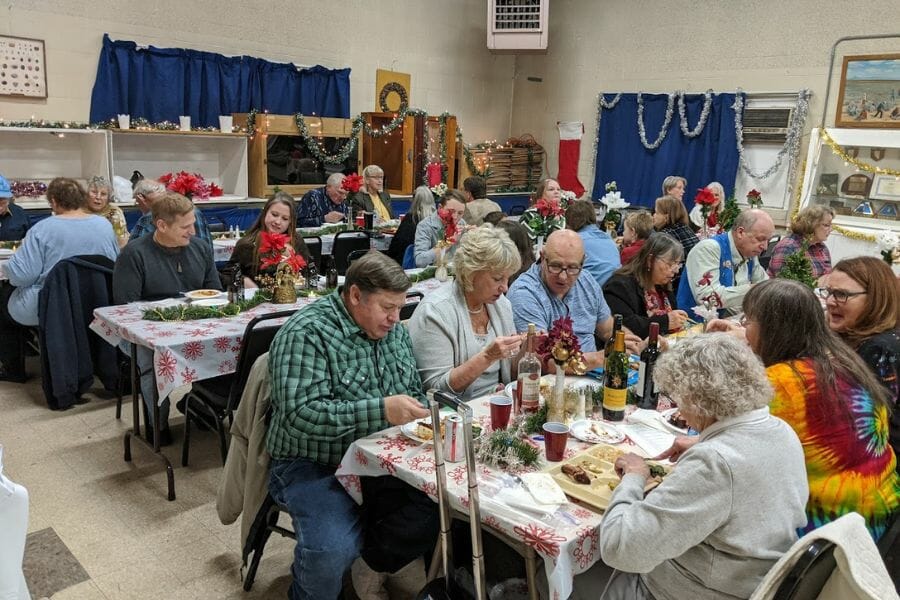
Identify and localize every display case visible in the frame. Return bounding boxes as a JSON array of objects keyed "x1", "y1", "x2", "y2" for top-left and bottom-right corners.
[
  {"x1": 360, "y1": 112, "x2": 459, "y2": 195},
  {"x1": 234, "y1": 113, "x2": 359, "y2": 199},
  {"x1": 108, "y1": 129, "x2": 250, "y2": 204},
  {"x1": 798, "y1": 127, "x2": 900, "y2": 263},
  {"x1": 0, "y1": 126, "x2": 109, "y2": 209}
]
